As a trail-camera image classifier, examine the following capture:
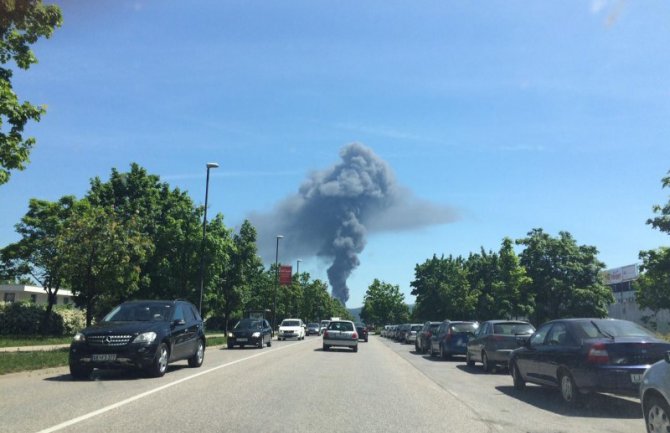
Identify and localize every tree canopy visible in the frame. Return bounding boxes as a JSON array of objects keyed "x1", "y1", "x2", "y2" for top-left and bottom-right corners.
[{"x1": 0, "y1": 0, "x2": 62, "y2": 184}]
